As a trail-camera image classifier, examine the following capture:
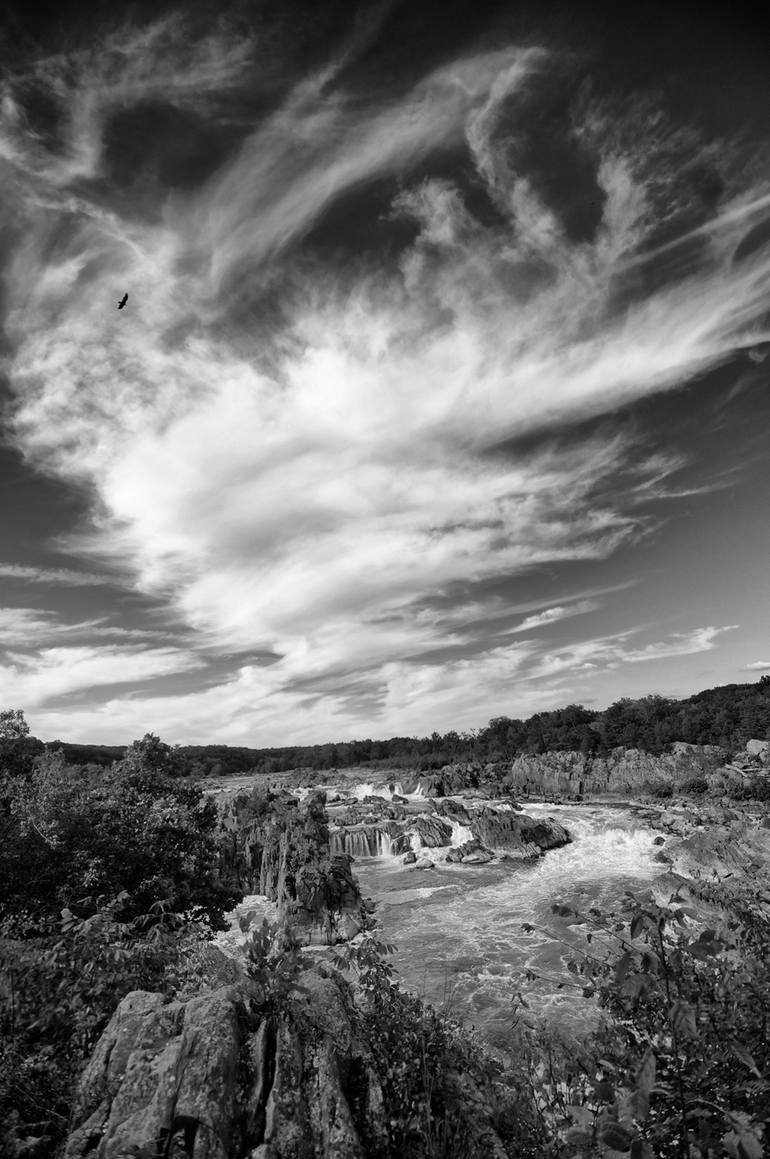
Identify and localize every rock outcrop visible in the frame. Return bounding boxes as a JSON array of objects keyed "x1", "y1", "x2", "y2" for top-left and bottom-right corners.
[
  {"x1": 64, "y1": 968, "x2": 511, "y2": 1159},
  {"x1": 218, "y1": 790, "x2": 367, "y2": 945},
  {"x1": 469, "y1": 807, "x2": 571, "y2": 855},
  {"x1": 501, "y1": 745, "x2": 726, "y2": 799}
]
